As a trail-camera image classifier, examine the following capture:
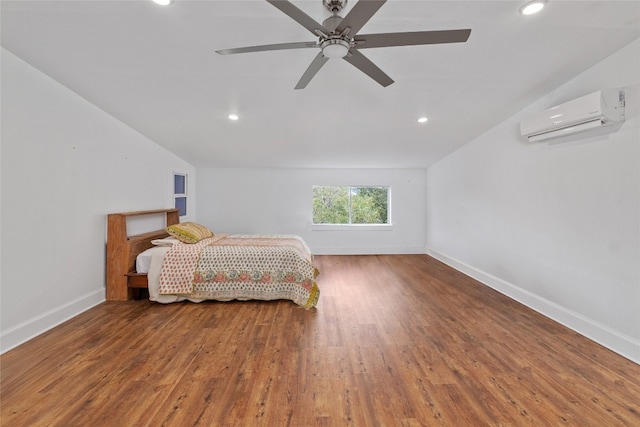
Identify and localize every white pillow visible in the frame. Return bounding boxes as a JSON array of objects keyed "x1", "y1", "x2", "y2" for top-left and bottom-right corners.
[{"x1": 151, "y1": 237, "x2": 179, "y2": 247}]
